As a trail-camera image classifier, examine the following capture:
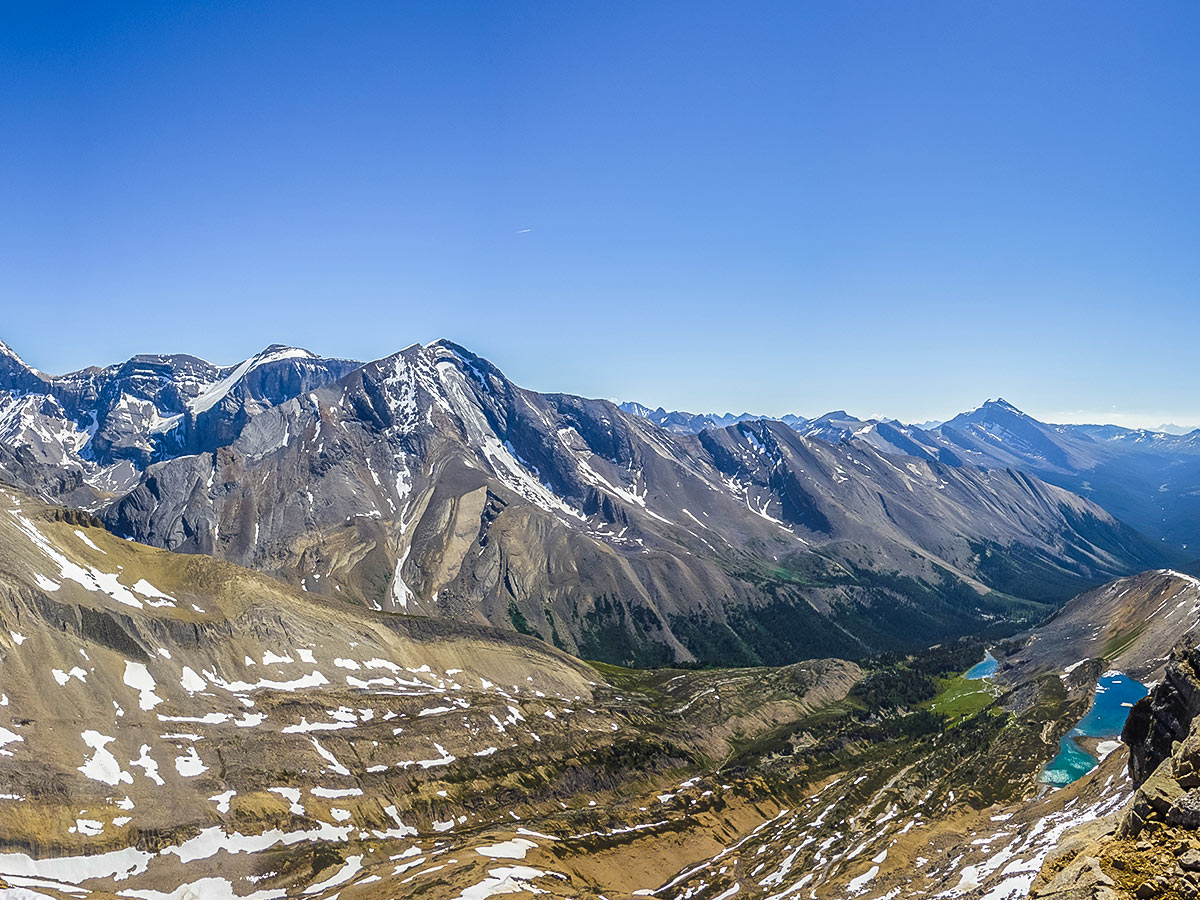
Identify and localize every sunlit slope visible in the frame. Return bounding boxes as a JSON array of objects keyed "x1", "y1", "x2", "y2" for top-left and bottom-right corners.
[{"x1": 0, "y1": 484, "x2": 870, "y2": 898}]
